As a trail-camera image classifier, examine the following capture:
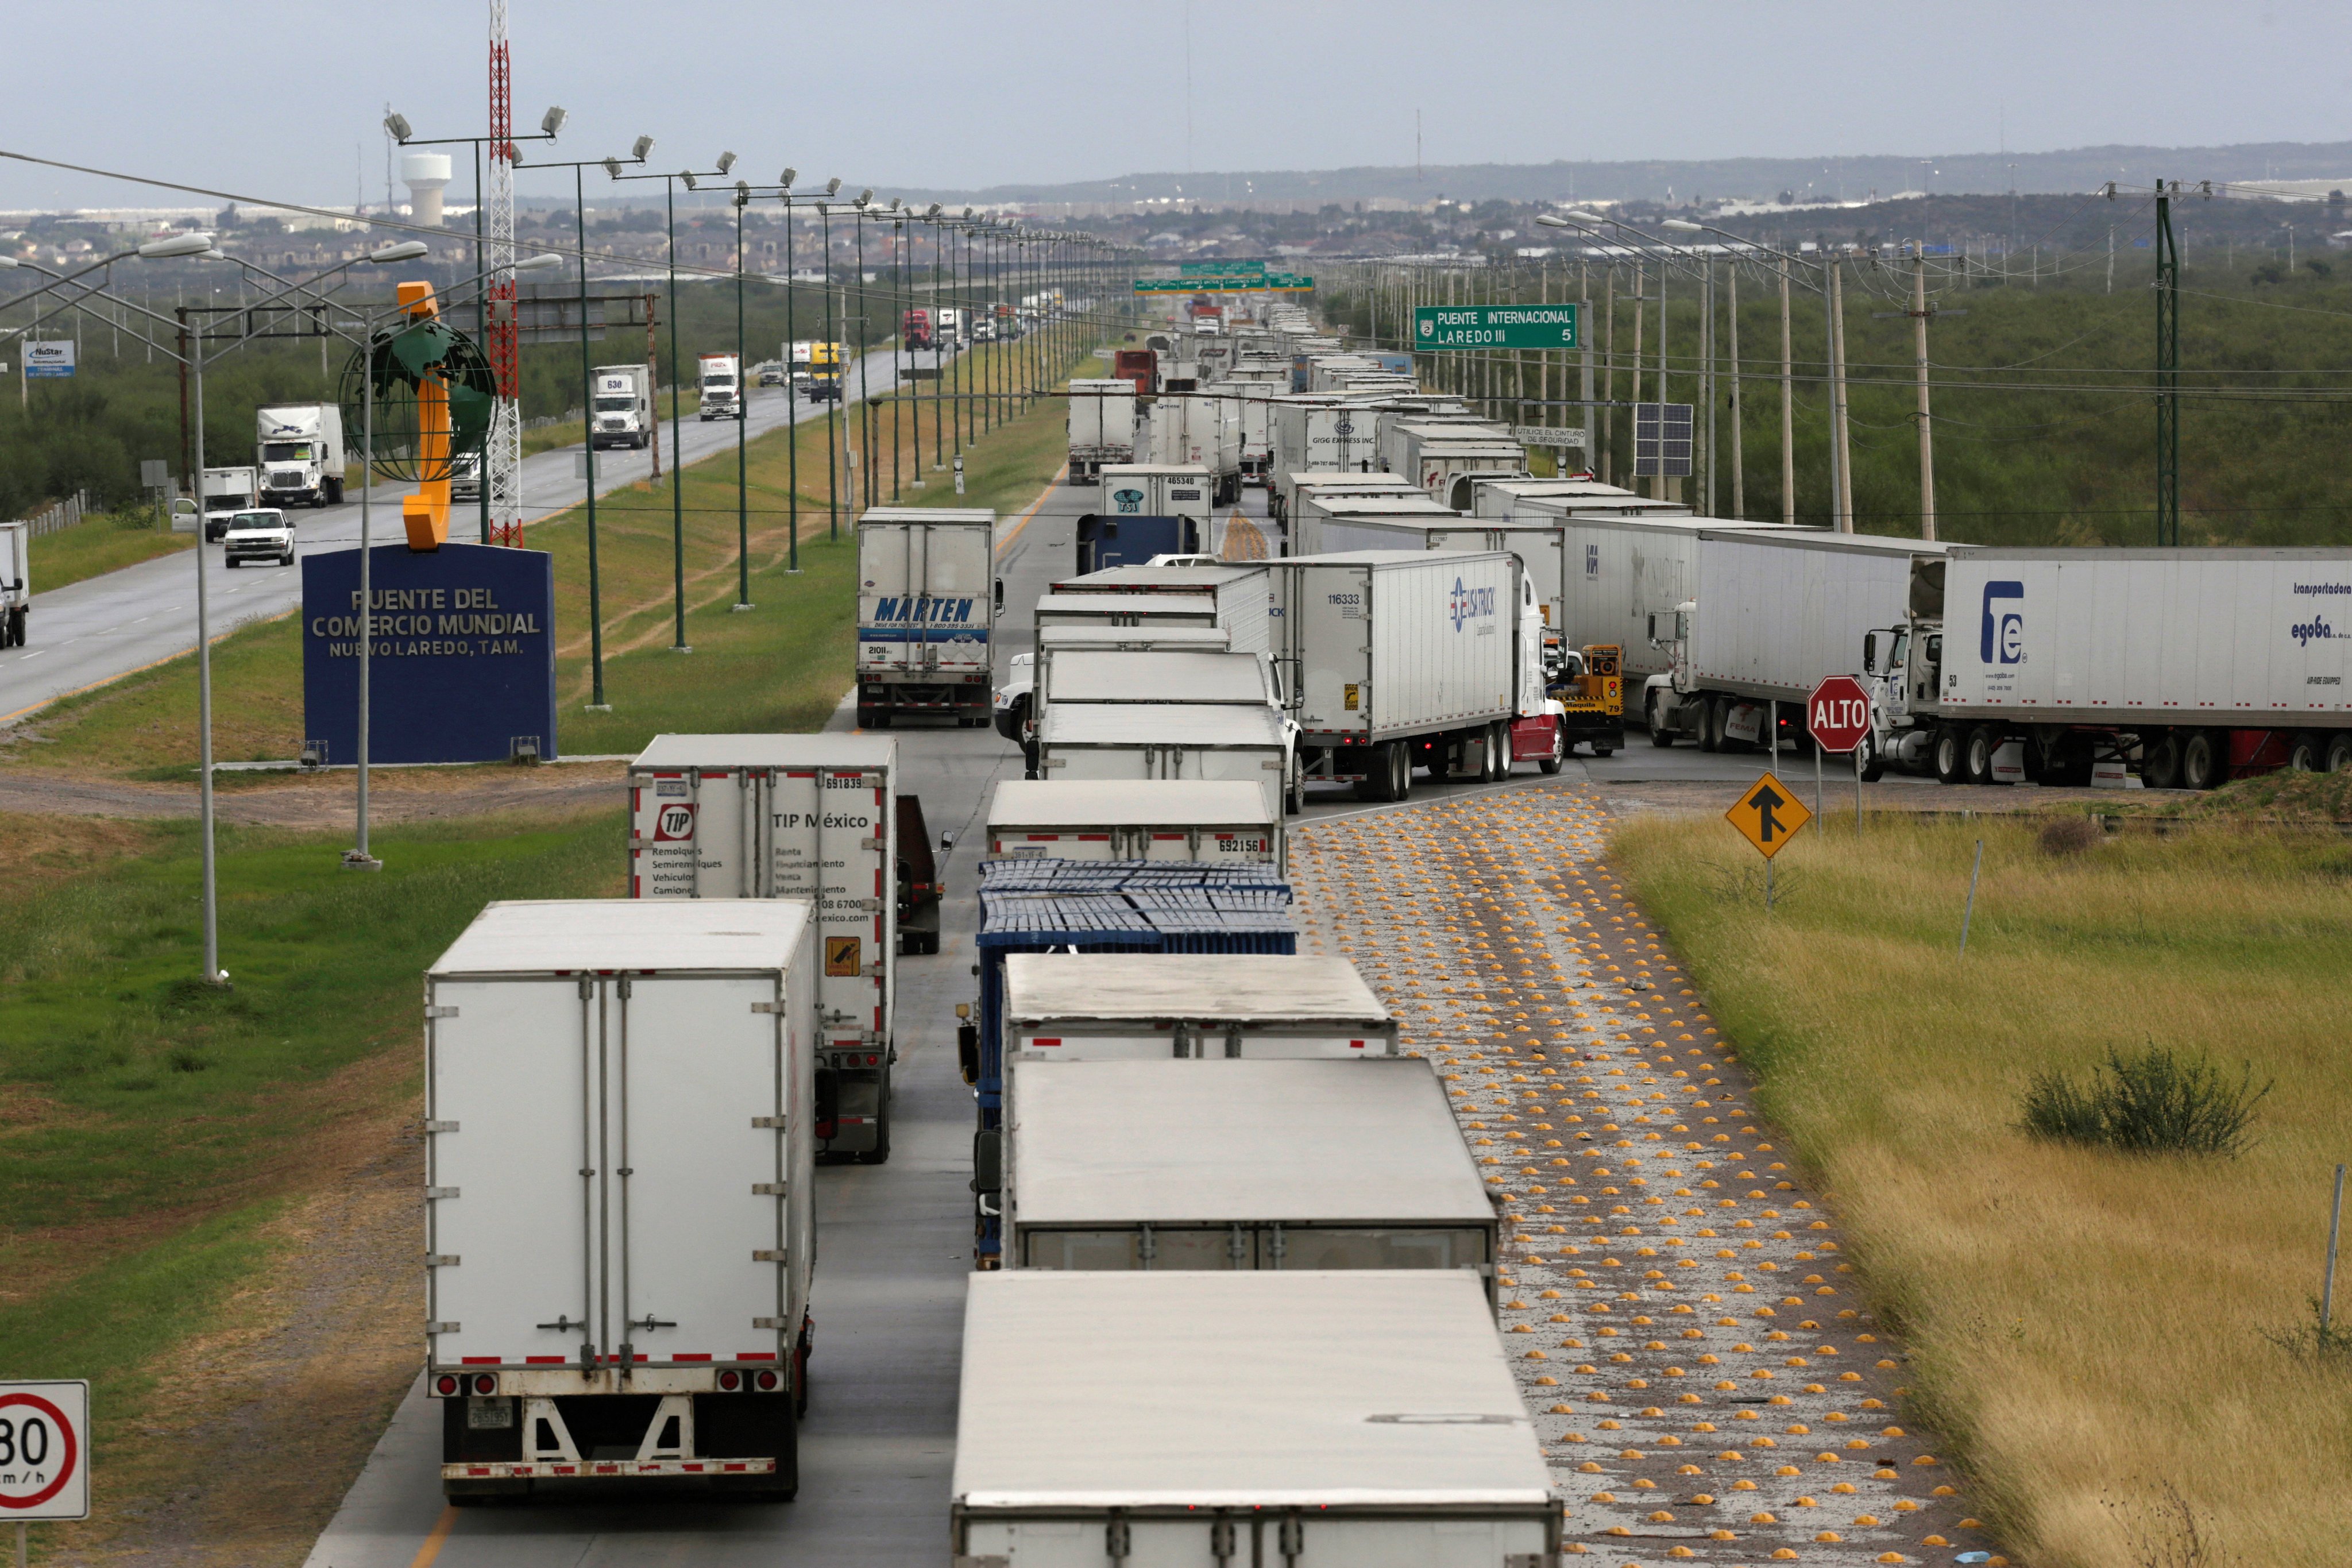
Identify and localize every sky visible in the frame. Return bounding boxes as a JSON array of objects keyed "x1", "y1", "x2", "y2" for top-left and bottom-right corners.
[{"x1": 3, "y1": 0, "x2": 2349, "y2": 213}]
